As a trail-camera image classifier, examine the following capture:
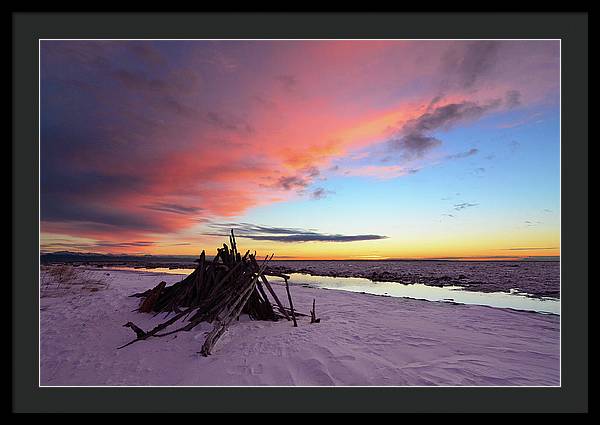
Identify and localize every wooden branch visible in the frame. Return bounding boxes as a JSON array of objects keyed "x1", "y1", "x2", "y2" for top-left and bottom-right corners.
[
  {"x1": 273, "y1": 304, "x2": 309, "y2": 317},
  {"x1": 284, "y1": 278, "x2": 297, "y2": 327},
  {"x1": 118, "y1": 306, "x2": 198, "y2": 349},
  {"x1": 138, "y1": 281, "x2": 166, "y2": 313},
  {"x1": 310, "y1": 298, "x2": 320, "y2": 324},
  {"x1": 194, "y1": 250, "x2": 205, "y2": 302},
  {"x1": 206, "y1": 260, "x2": 244, "y2": 298},
  {"x1": 199, "y1": 255, "x2": 272, "y2": 356},
  {"x1": 123, "y1": 322, "x2": 146, "y2": 339},
  {"x1": 250, "y1": 256, "x2": 290, "y2": 321}
]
